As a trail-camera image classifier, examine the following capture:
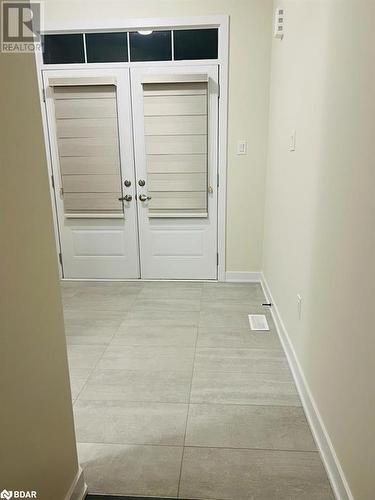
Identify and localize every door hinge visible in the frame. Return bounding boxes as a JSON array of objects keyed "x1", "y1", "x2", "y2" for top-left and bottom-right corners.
[
  {"x1": 42, "y1": 88, "x2": 46, "y2": 102},
  {"x1": 51, "y1": 174, "x2": 55, "y2": 189},
  {"x1": 217, "y1": 173, "x2": 219, "y2": 187},
  {"x1": 218, "y1": 83, "x2": 220, "y2": 99},
  {"x1": 58, "y1": 252, "x2": 63, "y2": 267},
  {"x1": 60, "y1": 186, "x2": 64, "y2": 197},
  {"x1": 217, "y1": 252, "x2": 219, "y2": 266}
]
